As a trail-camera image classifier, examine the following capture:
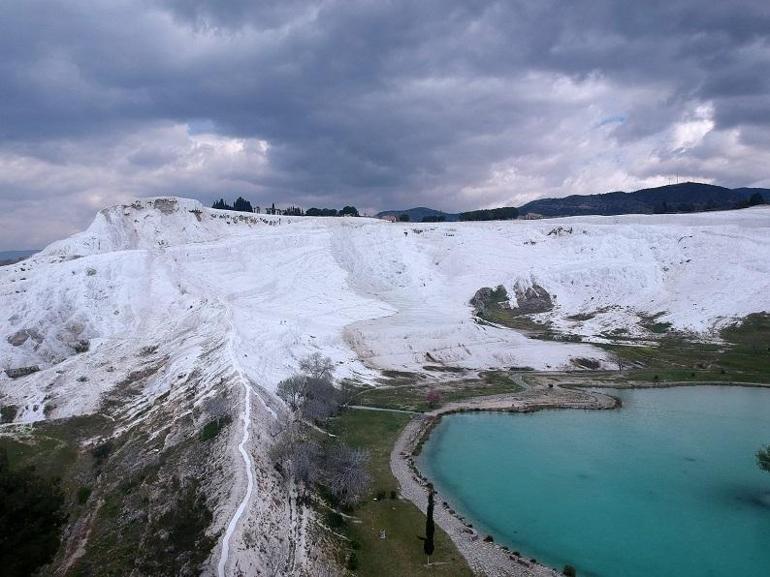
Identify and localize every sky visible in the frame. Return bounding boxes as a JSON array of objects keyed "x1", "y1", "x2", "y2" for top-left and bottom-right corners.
[{"x1": 1, "y1": 0, "x2": 770, "y2": 249}]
